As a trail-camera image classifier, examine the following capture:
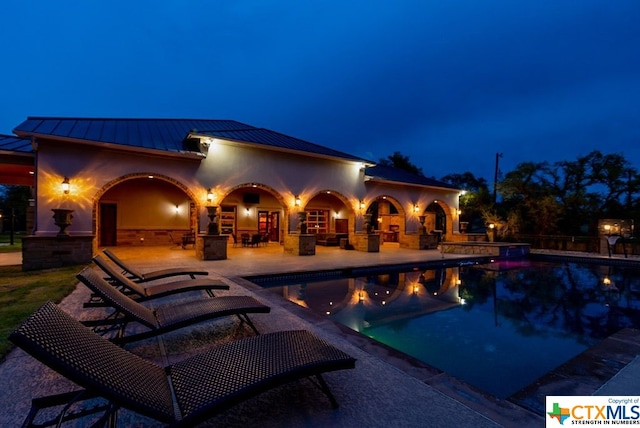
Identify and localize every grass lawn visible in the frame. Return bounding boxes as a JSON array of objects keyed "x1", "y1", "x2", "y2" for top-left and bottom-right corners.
[
  {"x1": 0, "y1": 232, "x2": 23, "y2": 253},
  {"x1": 0, "y1": 265, "x2": 81, "y2": 359}
]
